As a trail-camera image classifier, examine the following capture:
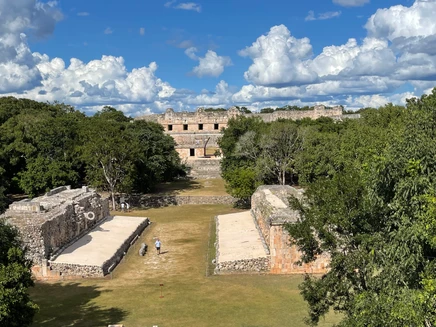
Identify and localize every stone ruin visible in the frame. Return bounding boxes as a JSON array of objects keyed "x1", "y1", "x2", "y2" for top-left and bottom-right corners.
[
  {"x1": 251, "y1": 185, "x2": 329, "y2": 274},
  {"x1": 136, "y1": 106, "x2": 345, "y2": 161},
  {"x1": 136, "y1": 105, "x2": 350, "y2": 178},
  {"x1": 1, "y1": 186, "x2": 149, "y2": 279}
]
